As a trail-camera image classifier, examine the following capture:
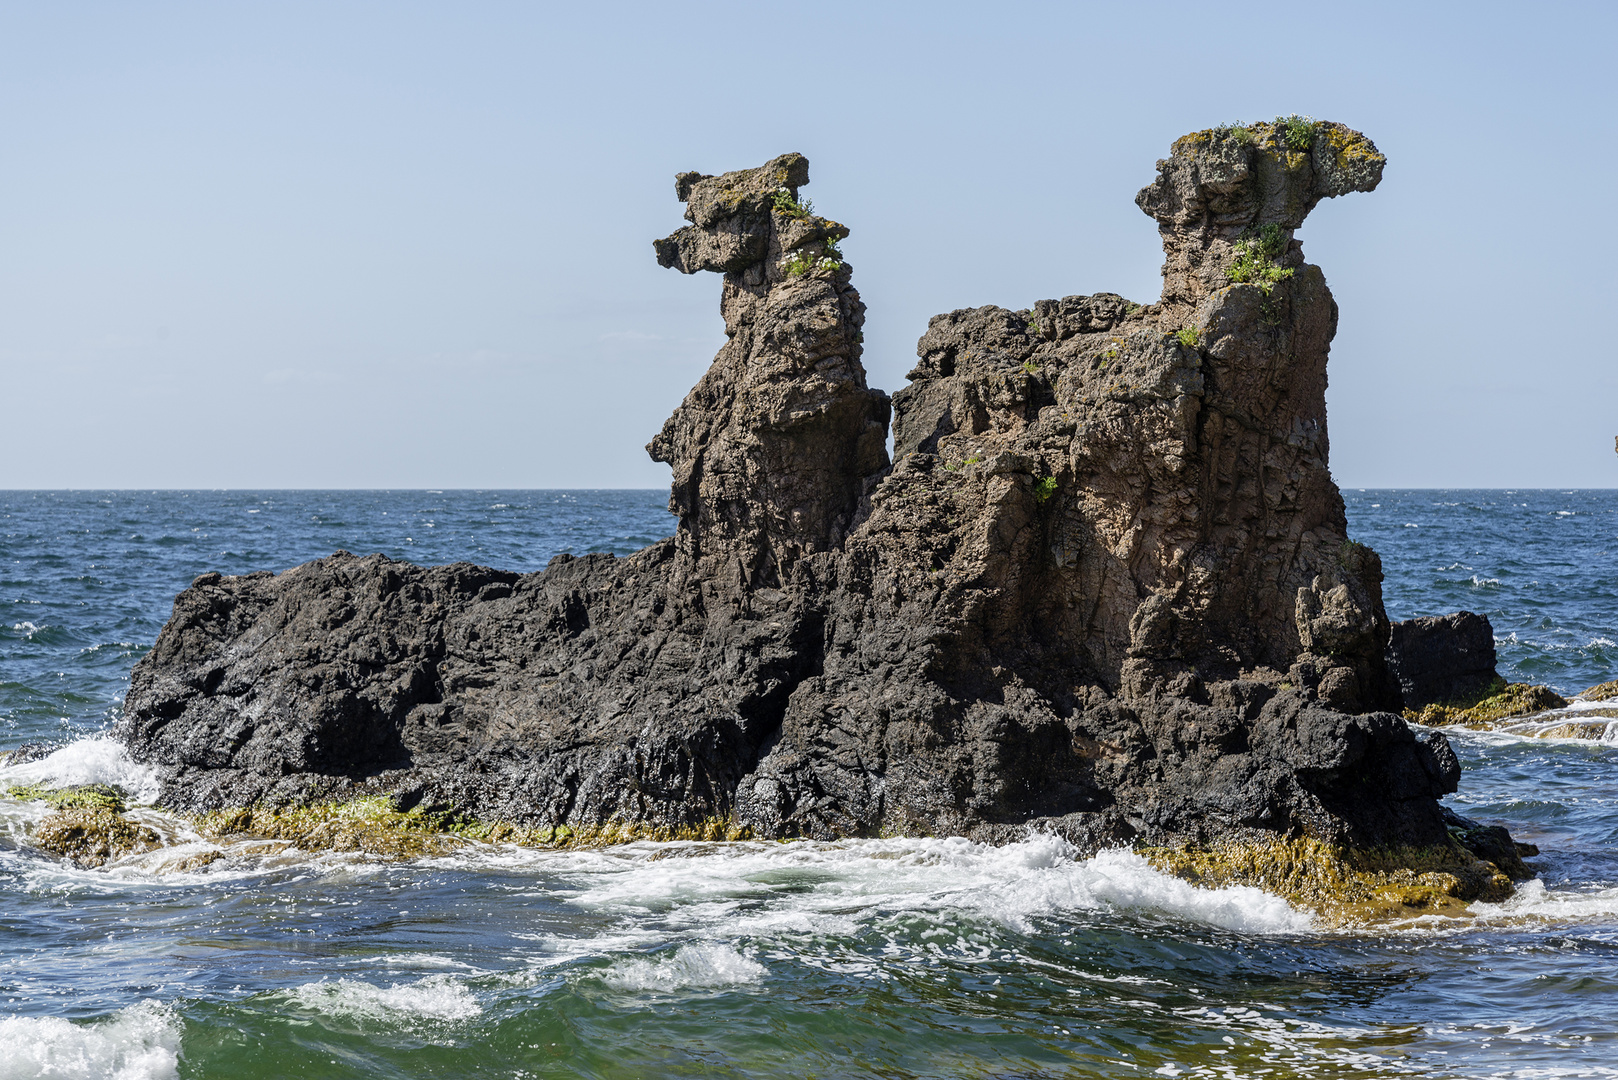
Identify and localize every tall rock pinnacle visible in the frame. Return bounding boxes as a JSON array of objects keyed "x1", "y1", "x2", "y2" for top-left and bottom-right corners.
[{"x1": 648, "y1": 153, "x2": 890, "y2": 594}]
